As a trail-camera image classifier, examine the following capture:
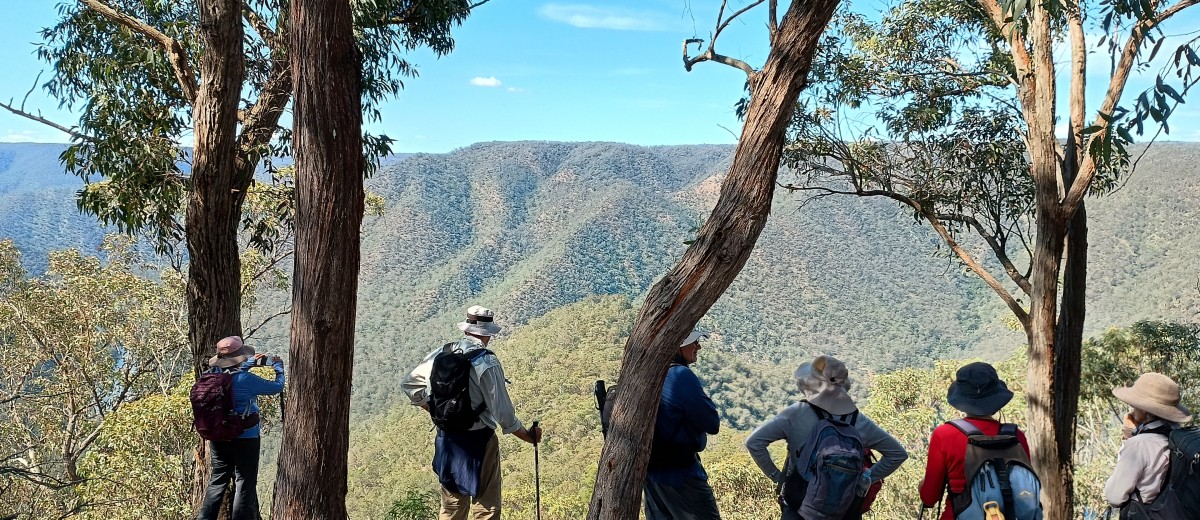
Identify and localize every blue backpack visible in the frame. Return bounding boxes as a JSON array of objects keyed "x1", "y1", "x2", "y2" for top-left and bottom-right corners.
[
  {"x1": 781, "y1": 402, "x2": 866, "y2": 520},
  {"x1": 949, "y1": 419, "x2": 1042, "y2": 520}
]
